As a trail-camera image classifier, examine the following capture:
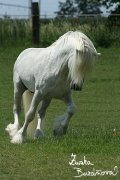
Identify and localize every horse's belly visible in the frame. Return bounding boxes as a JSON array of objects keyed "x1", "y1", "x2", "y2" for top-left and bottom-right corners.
[
  {"x1": 22, "y1": 78, "x2": 35, "y2": 92},
  {"x1": 22, "y1": 79, "x2": 35, "y2": 92},
  {"x1": 19, "y1": 71, "x2": 35, "y2": 92}
]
